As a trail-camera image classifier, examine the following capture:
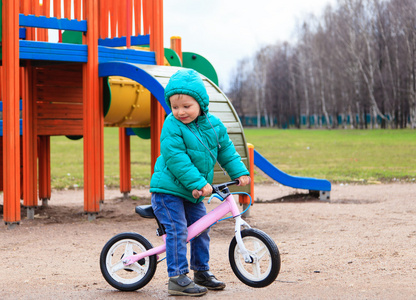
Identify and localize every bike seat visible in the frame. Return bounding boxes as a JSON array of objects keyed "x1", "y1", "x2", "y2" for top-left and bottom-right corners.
[{"x1": 135, "y1": 205, "x2": 155, "y2": 219}]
